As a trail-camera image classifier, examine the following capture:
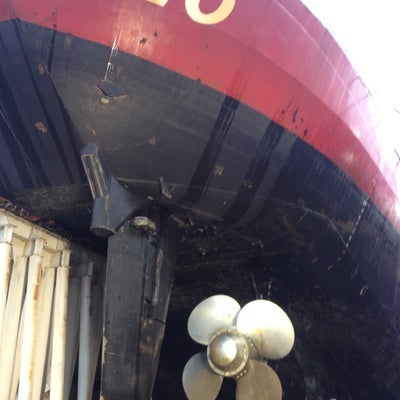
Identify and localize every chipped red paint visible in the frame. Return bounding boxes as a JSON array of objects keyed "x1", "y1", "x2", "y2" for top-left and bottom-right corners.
[{"x1": 2, "y1": 0, "x2": 399, "y2": 229}]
